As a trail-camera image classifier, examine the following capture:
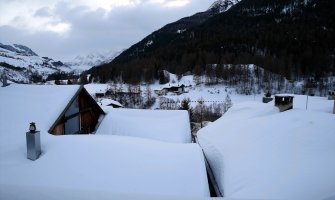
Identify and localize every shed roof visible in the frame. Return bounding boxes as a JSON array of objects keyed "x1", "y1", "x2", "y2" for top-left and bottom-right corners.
[
  {"x1": 274, "y1": 94, "x2": 295, "y2": 97},
  {"x1": 96, "y1": 108, "x2": 192, "y2": 143}
]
